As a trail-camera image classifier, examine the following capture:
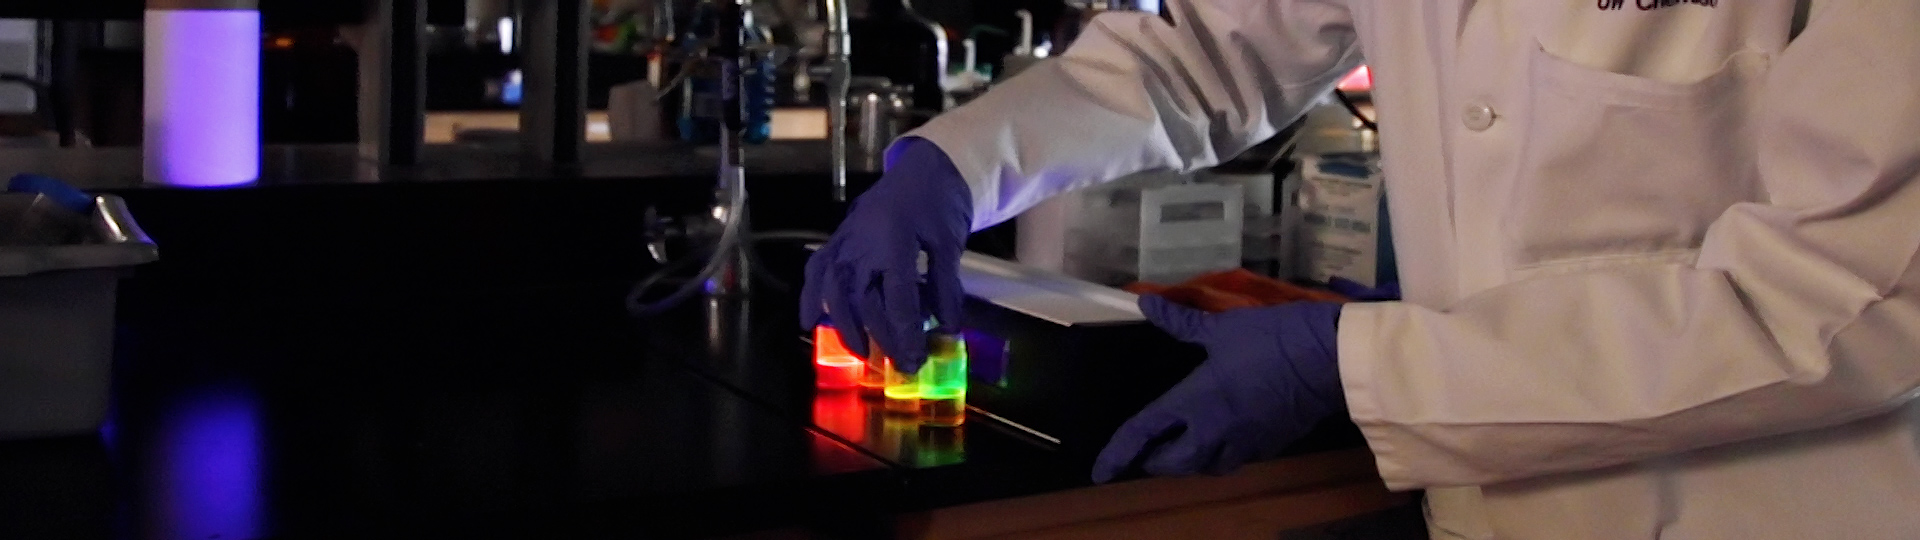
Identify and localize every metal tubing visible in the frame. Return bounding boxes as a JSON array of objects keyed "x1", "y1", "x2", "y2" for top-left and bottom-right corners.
[
  {"x1": 707, "y1": 0, "x2": 753, "y2": 296},
  {"x1": 823, "y1": 0, "x2": 851, "y2": 201}
]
